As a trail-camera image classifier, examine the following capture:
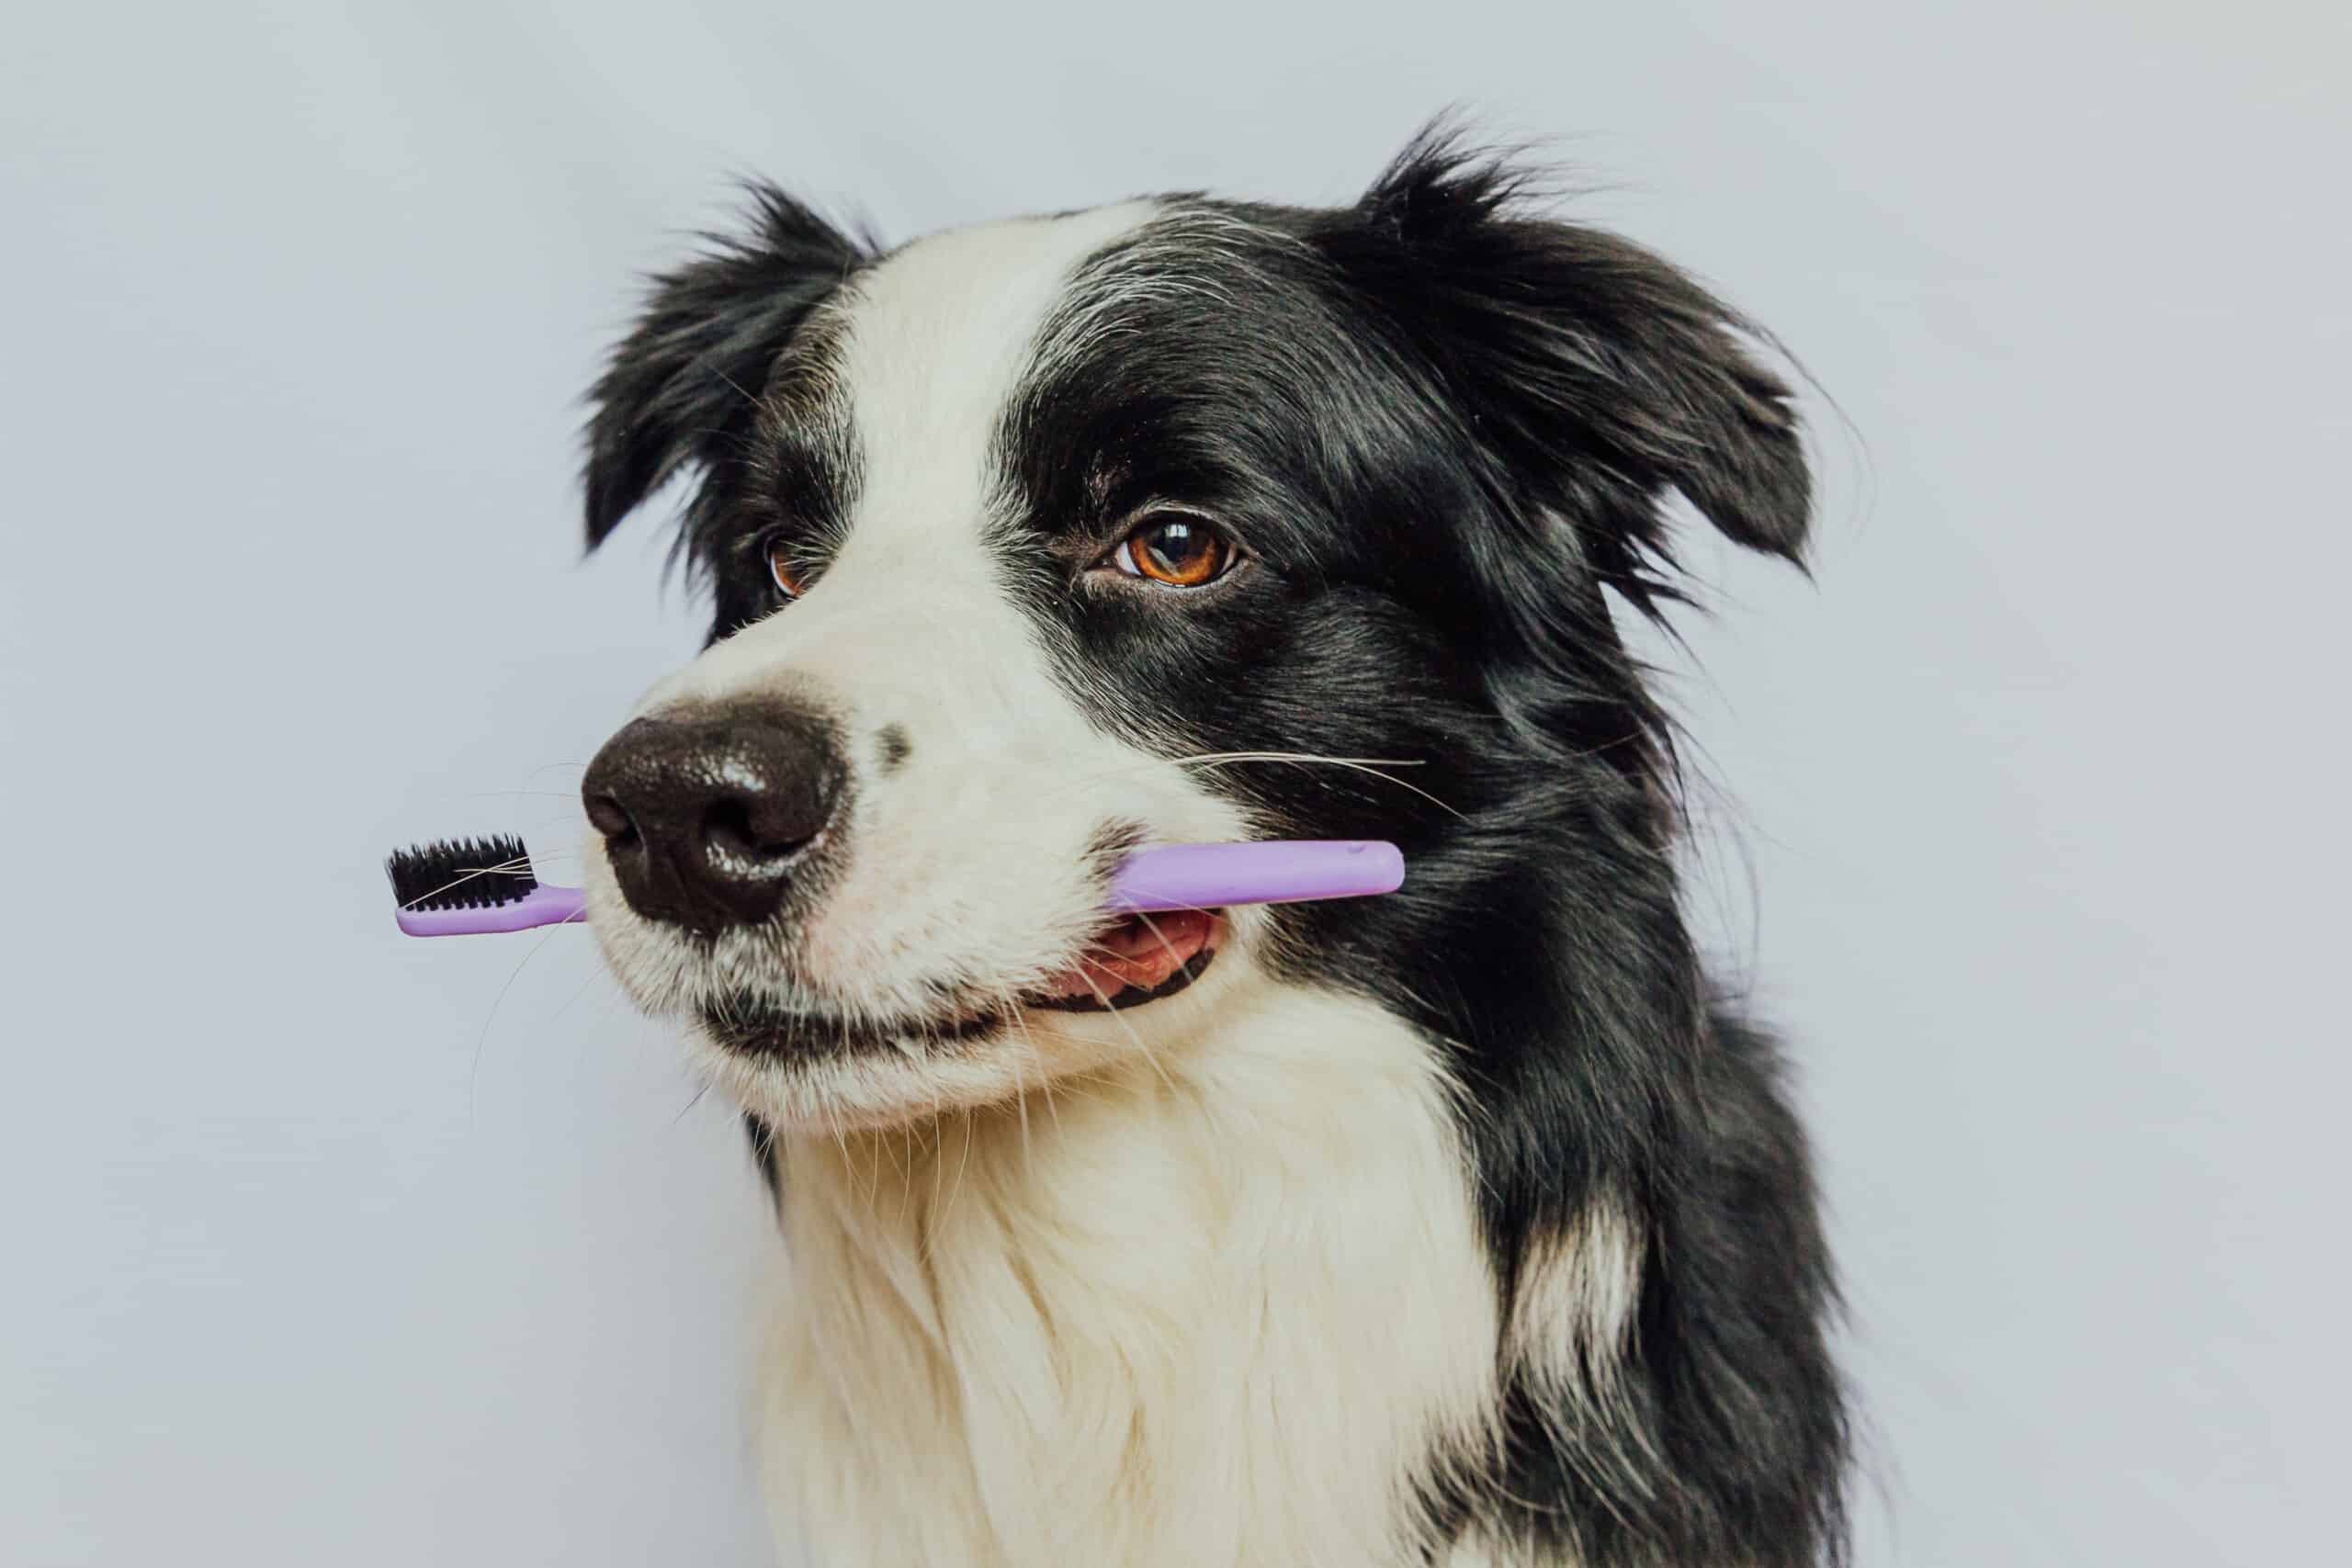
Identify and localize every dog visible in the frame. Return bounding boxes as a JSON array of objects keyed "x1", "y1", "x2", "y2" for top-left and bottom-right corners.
[{"x1": 574, "y1": 125, "x2": 1849, "y2": 1567}]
